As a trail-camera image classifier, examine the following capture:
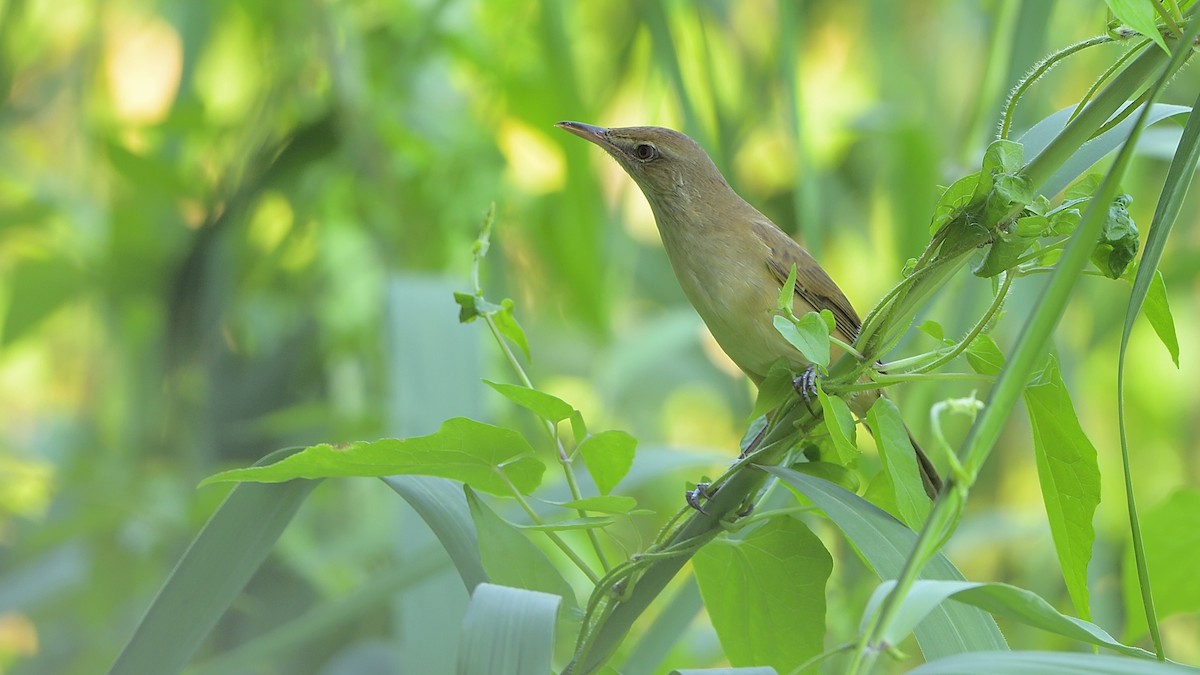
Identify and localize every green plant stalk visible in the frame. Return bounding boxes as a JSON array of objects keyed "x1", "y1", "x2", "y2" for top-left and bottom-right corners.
[
  {"x1": 566, "y1": 403, "x2": 819, "y2": 673},
  {"x1": 849, "y1": 21, "x2": 1197, "y2": 674},
  {"x1": 1001, "y1": 35, "x2": 1114, "y2": 139},
  {"x1": 469, "y1": 209, "x2": 612, "y2": 574},
  {"x1": 1066, "y1": 39, "x2": 1148, "y2": 128}
]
